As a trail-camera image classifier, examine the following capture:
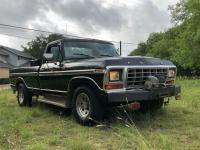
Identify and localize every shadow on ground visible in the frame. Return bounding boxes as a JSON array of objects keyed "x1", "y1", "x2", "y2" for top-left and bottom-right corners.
[{"x1": 31, "y1": 98, "x2": 188, "y2": 130}]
